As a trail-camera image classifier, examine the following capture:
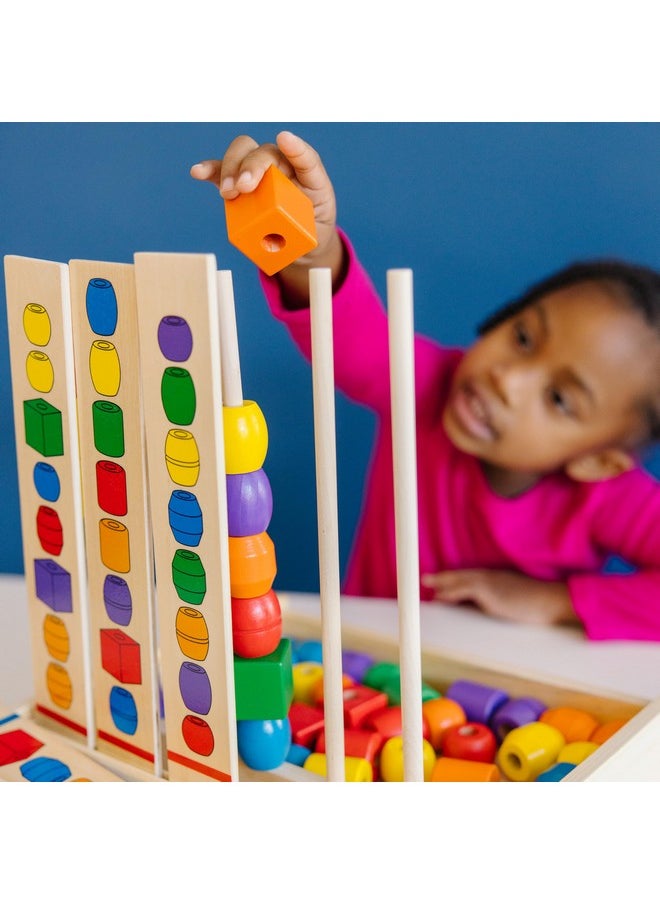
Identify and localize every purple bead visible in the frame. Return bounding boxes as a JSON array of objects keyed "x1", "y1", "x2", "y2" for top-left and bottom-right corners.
[
  {"x1": 103, "y1": 574, "x2": 132, "y2": 626},
  {"x1": 178, "y1": 662, "x2": 212, "y2": 715},
  {"x1": 157, "y1": 315, "x2": 193, "y2": 362},
  {"x1": 490, "y1": 697, "x2": 547, "y2": 741},
  {"x1": 446, "y1": 679, "x2": 509, "y2": 724},
  {"x1": 226, "y1": 469, "x2": 273, "y2": 537},
  {"x1": 342, "y1": 649, "x2": 376, "y2": 683}
]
